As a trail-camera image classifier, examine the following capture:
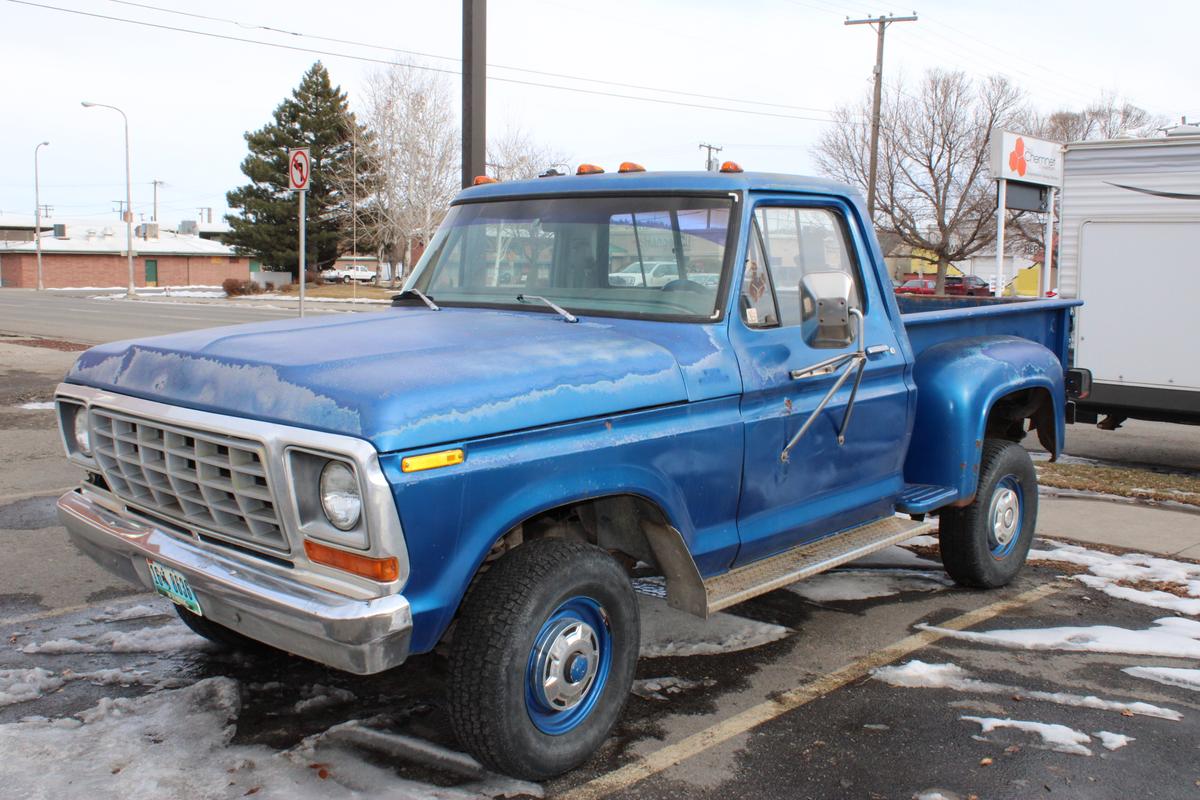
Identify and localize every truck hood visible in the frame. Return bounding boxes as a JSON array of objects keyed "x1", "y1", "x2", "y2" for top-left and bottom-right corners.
[{"x1": 66, "y1": 307, "x2": 701, "y2": 453}]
